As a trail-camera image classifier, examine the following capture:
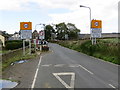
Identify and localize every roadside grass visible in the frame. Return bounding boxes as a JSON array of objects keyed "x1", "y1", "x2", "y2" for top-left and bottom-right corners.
[
  {"x1": 57, "y1": 38, "x2": 120, "y2": 65},
  {"x1": 1, "y1": 50, "x2": 11, "y2": 54},
  {"x1": 101, "y1": 38, "x2": 120, "y2": 43},
  {"x1": 0, "y1": 50, "x2": 11, "y2": 54},
  {"x1": 2, "y1": 49, "x2": 38, "y2": 71},
  {"x1": 0, "y1": 62, "x2": 2, "y2": 75}
]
